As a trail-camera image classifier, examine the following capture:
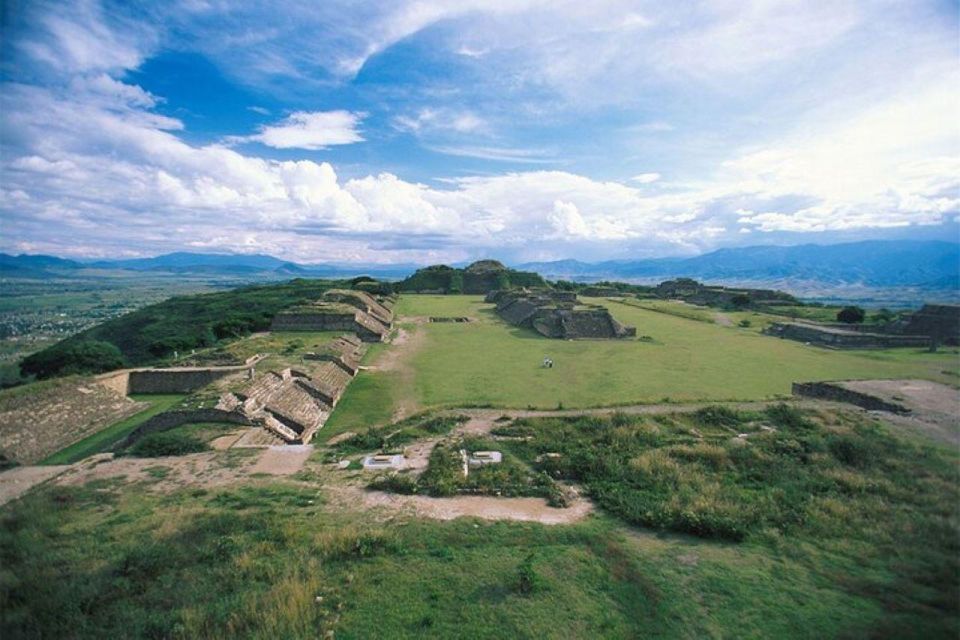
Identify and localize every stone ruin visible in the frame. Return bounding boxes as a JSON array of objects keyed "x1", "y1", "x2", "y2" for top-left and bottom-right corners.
[
  {"x1": 486, "y1": 289, "x2": 636, "y2": 339},
  {"x1": 765, "y1": 303, "x2": 959, "y2": 349},
  {"x1": 764, "y1": 322, "x2": 930, "y2": 349},
  {"x1": 898, "y1": 304, "x2": 960, "y2": 345},
  {"x1": 271, "y1": 289, "x2": 395, "y2": 342},
  {"x1": 215, "y1": 334, "x2": 366, "y2": 444},
  {"x1": 654, "y1": 278, "x2": 797, "y2": 307}
]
